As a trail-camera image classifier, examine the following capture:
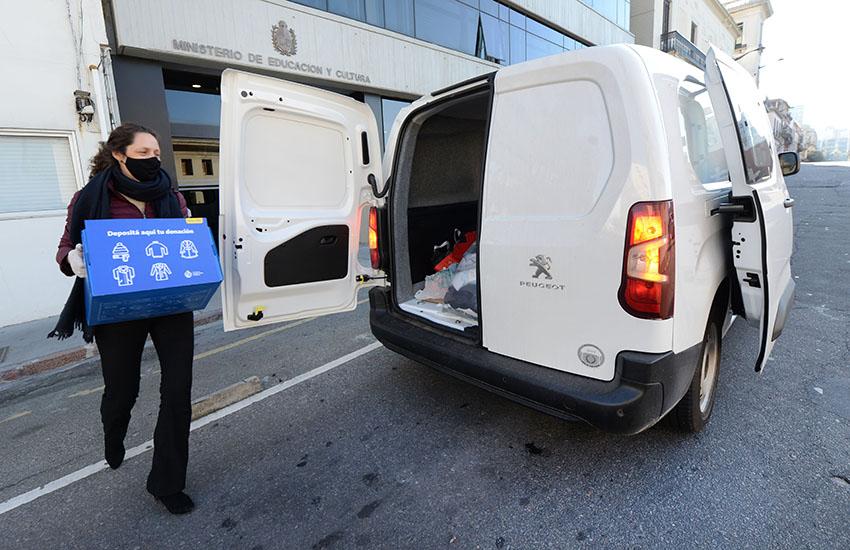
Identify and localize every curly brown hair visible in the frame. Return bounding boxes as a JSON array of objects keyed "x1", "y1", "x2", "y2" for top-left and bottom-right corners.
[{"x1": 89, "y1": 122, "x2": 159, "y2": 179}]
